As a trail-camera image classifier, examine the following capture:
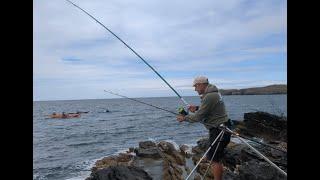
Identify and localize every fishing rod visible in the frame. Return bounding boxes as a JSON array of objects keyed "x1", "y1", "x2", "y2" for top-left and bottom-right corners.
[
  {"x1": 104, "y1": 90, "x2": 179, "y2": 115},
  {"x1": 104, "y1": 90, "x2": 287, "y2": 153},
  {"x1": 66, "y1": 0, "x2": 189, "y2": 107}
]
